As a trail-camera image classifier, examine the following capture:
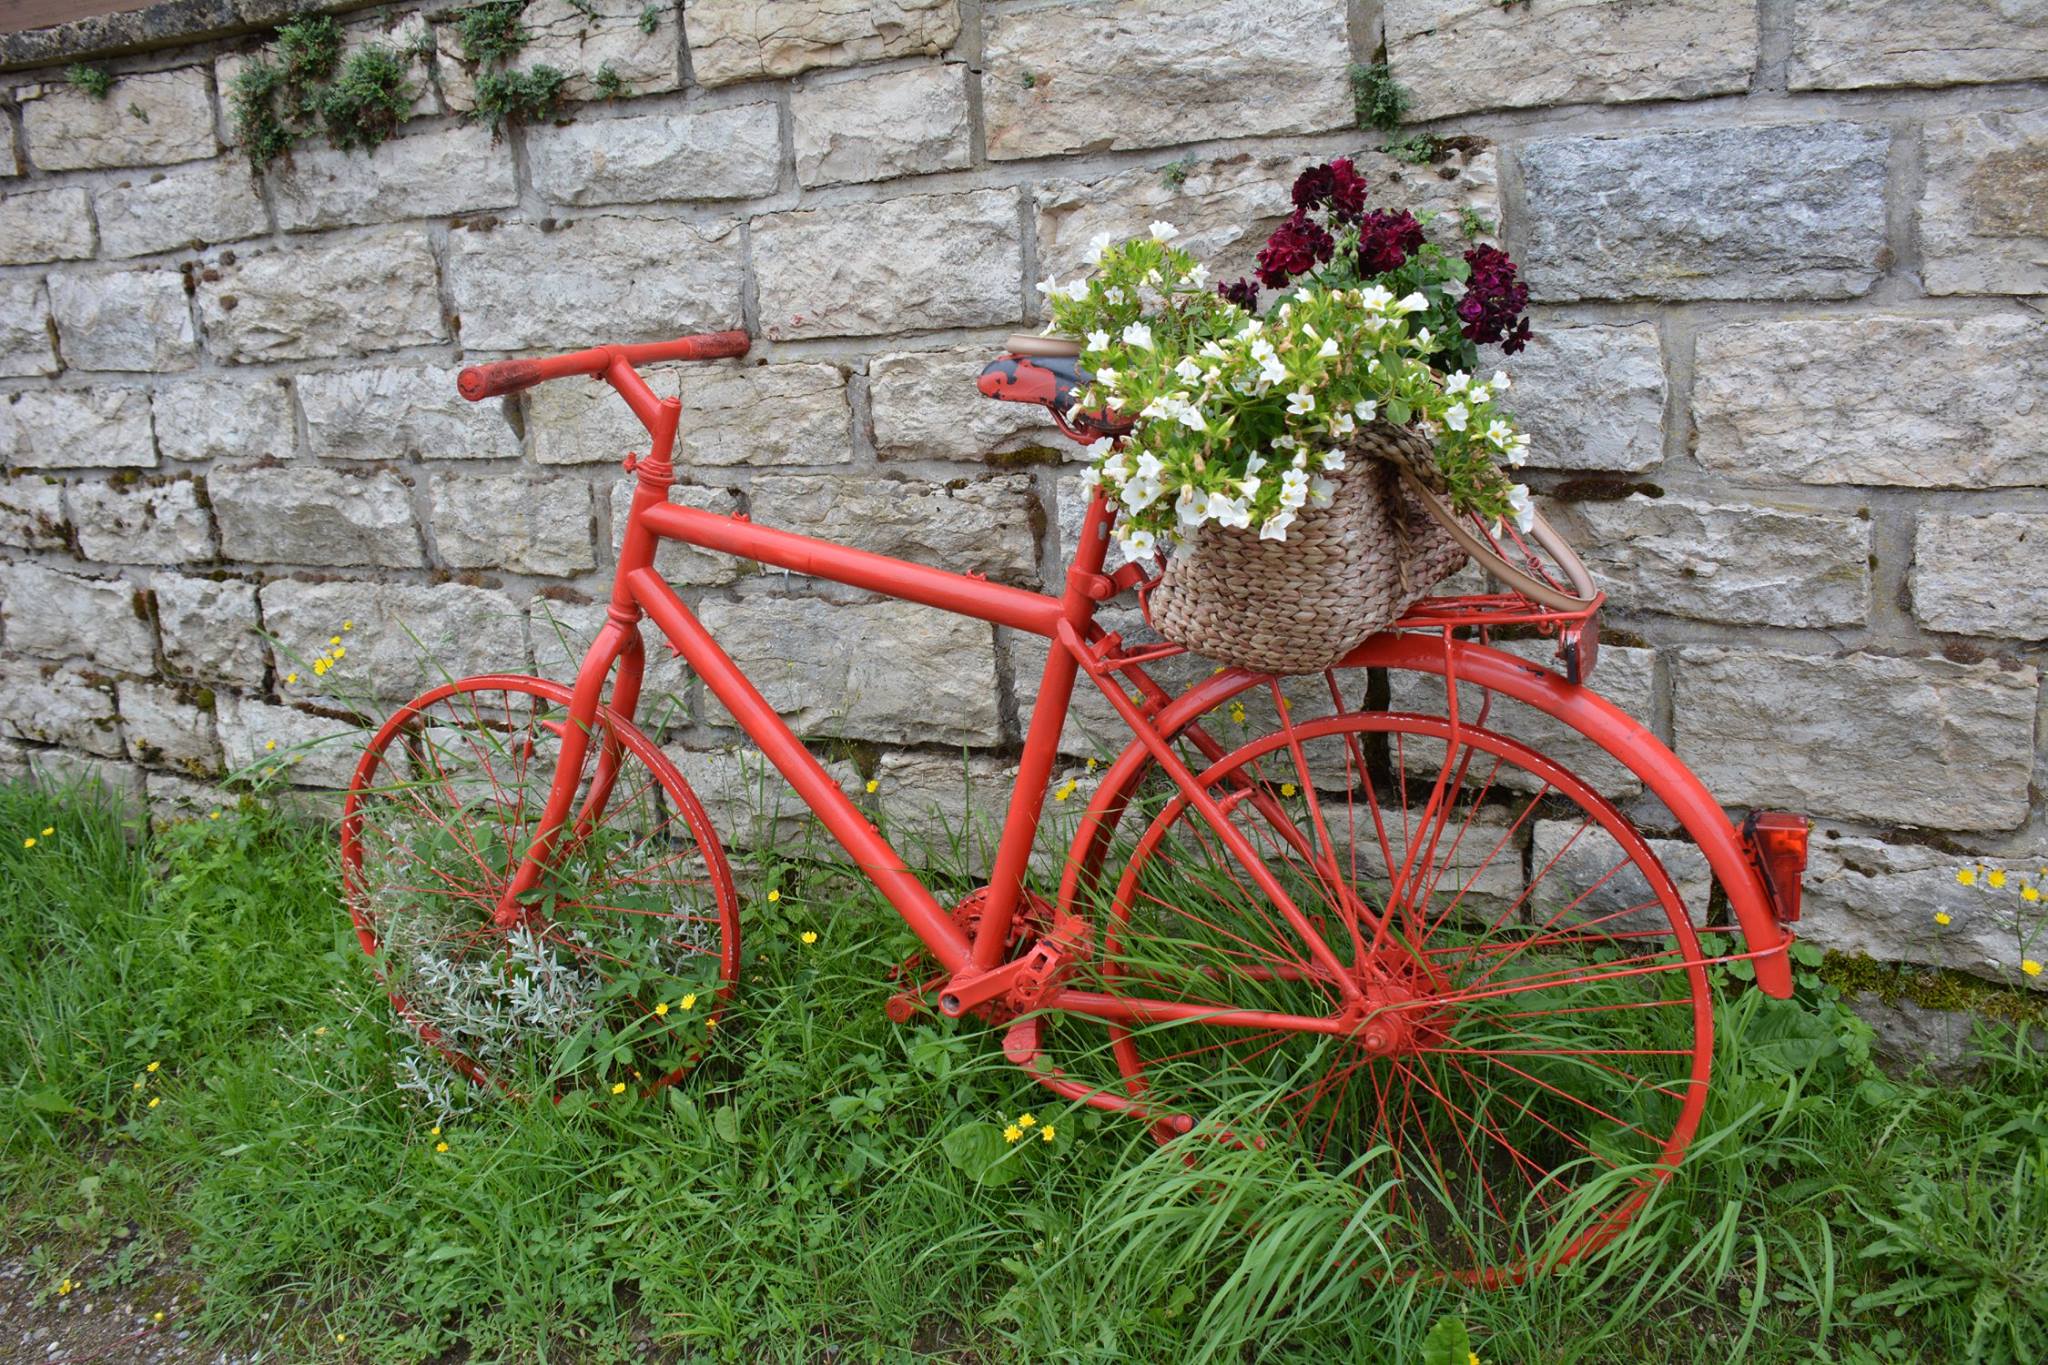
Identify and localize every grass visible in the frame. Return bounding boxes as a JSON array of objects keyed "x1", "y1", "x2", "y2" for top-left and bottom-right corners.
[{"x1": 3, "y1": 778, "x2": 2046, "y2": 1362}]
